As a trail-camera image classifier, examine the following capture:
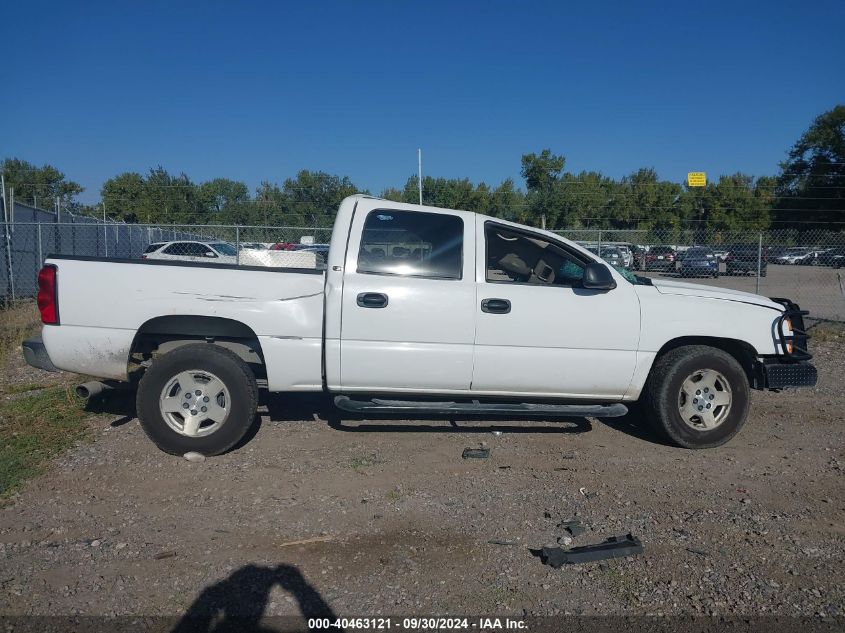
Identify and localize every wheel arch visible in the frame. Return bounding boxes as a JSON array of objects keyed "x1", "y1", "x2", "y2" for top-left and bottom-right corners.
[
  {"x1": 654, "y1": 336, "x2": 758, "y2": 386},
  {"x1": 129, "y1": 315, "x2": 265, "y2": 377}
]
